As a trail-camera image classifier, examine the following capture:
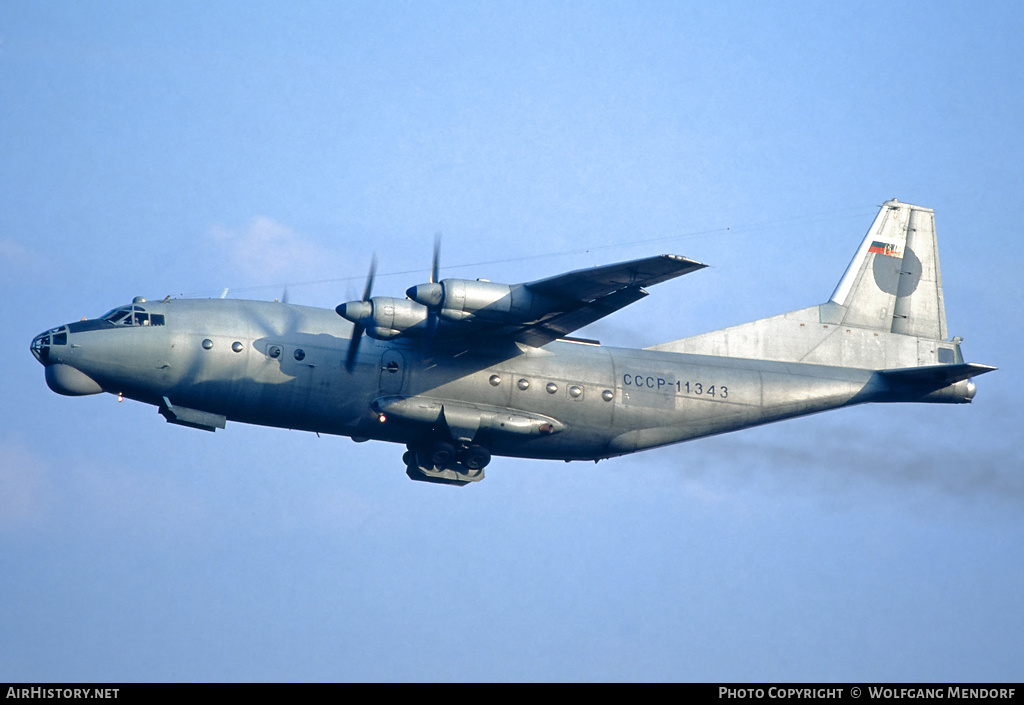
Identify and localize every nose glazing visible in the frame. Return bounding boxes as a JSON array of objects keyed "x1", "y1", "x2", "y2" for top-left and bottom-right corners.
[
  {"x1": 30, "y1": 326, "x2": 68, "y2": 365},
  {"x1": 31, "y1": 331, "x2": 50, "y2": 365}
]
